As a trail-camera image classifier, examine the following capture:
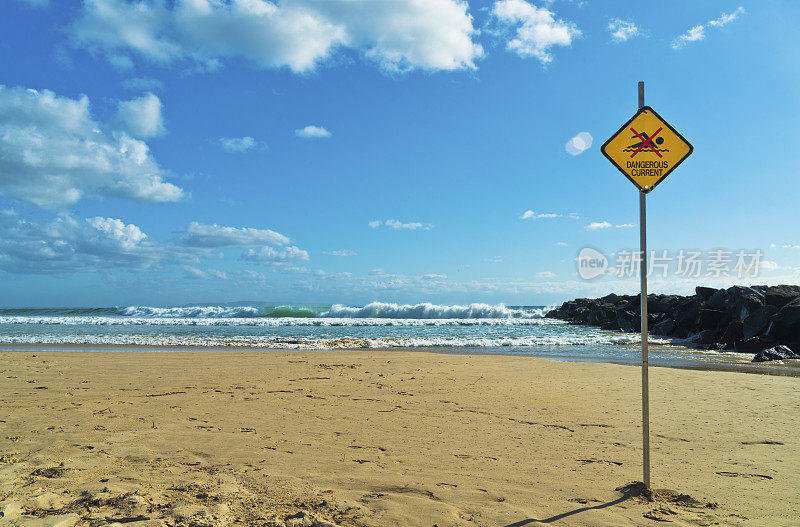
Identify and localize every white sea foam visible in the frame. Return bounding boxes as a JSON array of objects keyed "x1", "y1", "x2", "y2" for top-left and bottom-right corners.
[
  {"x1": 118, "y1": 306, "x2": 260, "y2": 318},
  {"x1": 111, "y1": 302, "x2": 552, "y2": 320},
  {"x1": 0, "y1": 316, "x2": 557, "y2": 327},
  {"x1": 0, "y1": 332, "x2": 667, "y2": 349},
  {"x1": 321, "y1": 302, "x2": 551, "y2": 319}
]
